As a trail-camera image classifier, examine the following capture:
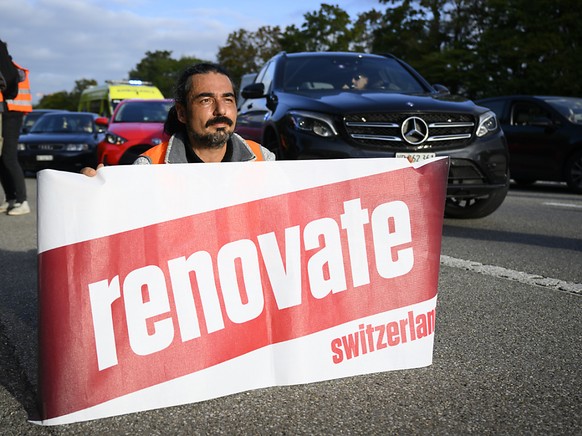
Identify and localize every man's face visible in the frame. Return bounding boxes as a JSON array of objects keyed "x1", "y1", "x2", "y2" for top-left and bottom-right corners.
[
  {"x1": 176, "y1": 71, "x2": 237, "y2": 149},
  {"x1": 352, "y1": 74, "x2": 369, "y2": 90}
]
